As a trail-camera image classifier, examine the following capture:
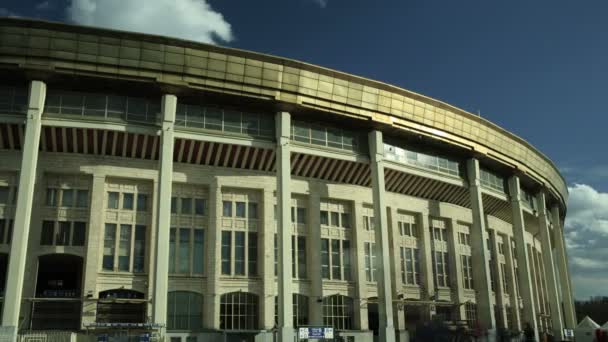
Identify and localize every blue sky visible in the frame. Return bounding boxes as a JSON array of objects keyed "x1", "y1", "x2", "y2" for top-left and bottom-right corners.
[{"x1": 2, "y1": 0, "x2": 607, "y2": 300}]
